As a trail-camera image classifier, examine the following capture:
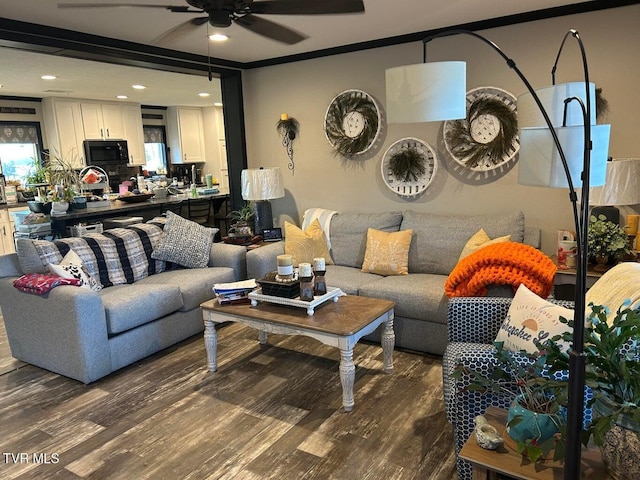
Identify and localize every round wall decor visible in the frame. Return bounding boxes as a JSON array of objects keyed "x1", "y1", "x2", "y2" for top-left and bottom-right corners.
[
  {"x1": 324, "y1": 89, "x2": 381, "y2": 158},
  {"x1": 443, "y1": 86, "x2": 519, "y2": 171},
  {"x1": 381, "y1": 137, "x2": 437, "y2": 198}
]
